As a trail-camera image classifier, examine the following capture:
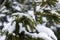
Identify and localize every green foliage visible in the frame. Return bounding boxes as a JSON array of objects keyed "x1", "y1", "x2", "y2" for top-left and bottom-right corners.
[
  {"x1": 41, "y1": 0, "x2": 58, "y2": 8},
  {"x1": 0, "y1": 0, "x2": 60, "y2": 40}
]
